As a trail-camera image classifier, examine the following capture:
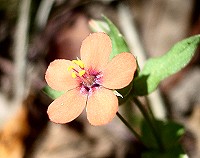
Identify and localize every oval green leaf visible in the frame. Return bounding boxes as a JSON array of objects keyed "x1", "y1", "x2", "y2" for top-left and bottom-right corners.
[{"x1": 133, "y1": 35, "x2": 200, "y2": 96}]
